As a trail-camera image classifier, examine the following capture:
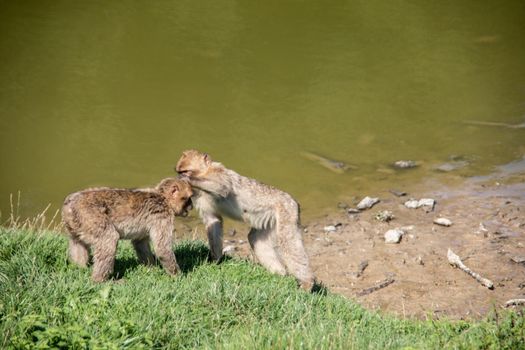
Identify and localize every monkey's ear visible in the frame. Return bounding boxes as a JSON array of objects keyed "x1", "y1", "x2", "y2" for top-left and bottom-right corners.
[
  {"x1": 171, "y1": 183, "x2": 180, "y2": 193},
  {"x1": 203, "y1": 153, "x2": 211, "y2": 164}
]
